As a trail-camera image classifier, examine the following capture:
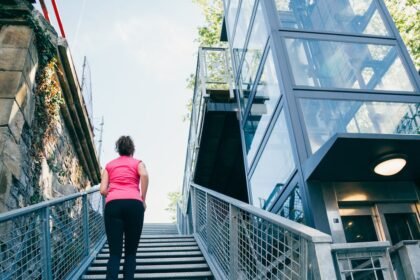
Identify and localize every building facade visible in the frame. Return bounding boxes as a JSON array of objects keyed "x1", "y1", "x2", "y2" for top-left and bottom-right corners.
[{"x1": 222, "y1": 0, "x2": 419, "y2": 243}]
